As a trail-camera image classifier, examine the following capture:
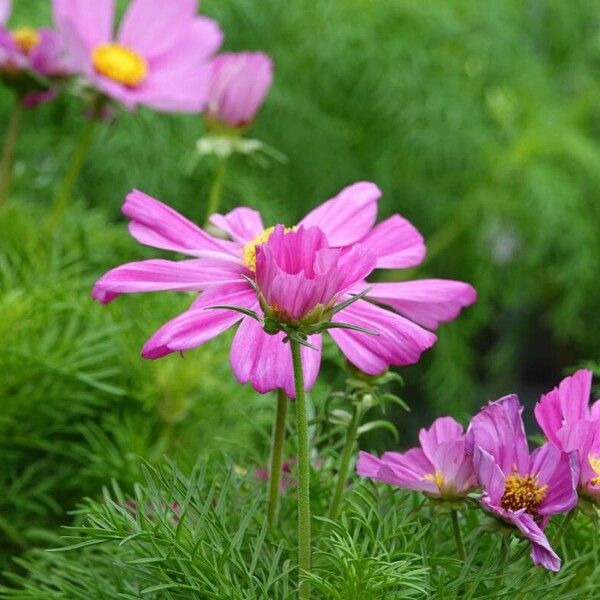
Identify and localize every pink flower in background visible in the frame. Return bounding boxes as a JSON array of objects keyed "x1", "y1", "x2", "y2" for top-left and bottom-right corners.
[
  {"x1": 0, "y1": 0, "x2": 70, "y2": 105},
  {"x1": 205, "y1": 52, "x2": 273, "y2": 129},
  {"x1": 357, "y1": 417, "x2": 476, "y2": 498},
  {"x1": 535, "y1": 370, "x2": 600, "y2": 501},
  {"x1": 92, "y1": 182, "x2": 476, "y2": 396},
  {"x1": 469, "y1": 395, "x2": 578, "y2": 571},
  {"x1": 52, "y1": 0, "x2": 222, "y2": 112}
]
